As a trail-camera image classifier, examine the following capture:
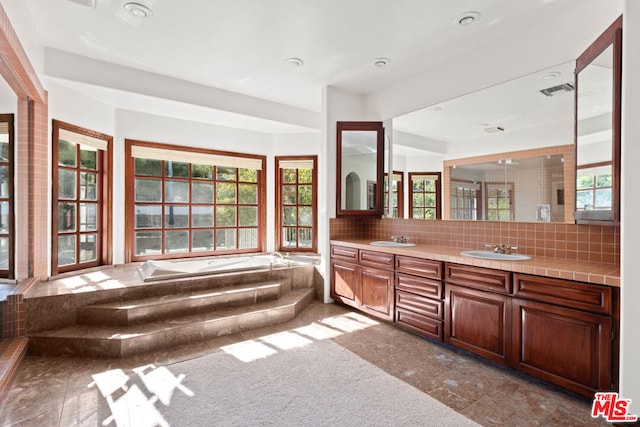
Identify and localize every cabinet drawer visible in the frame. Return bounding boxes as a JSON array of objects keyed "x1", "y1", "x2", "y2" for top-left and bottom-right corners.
[
  {"x1": 396, "y1": 307, "x2": 443, "y2": 341},
  {"x1": 395, "y1": 273, "x2": 442, "y2": 300},
  {"x1": 359, "y1": 250, "x2": 395, "y2": 270},
  {"x1": 445, "y1": 263, "x2": 512, "y2": 294},
  {"x1": 330, "y1": 245, "x2": 358, "y2": 262},
  {"x1": 513, "y1": 274, "x2": 613, "y2": 315},
  {"x1": 396, "y1": 290, "x2": 443, "y2": 319},
  {"x1": 396, "y1": 256, "x2": 443, "y2": 280}
]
